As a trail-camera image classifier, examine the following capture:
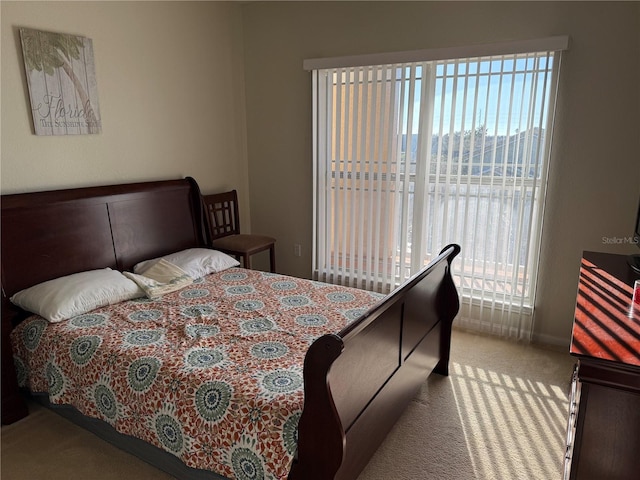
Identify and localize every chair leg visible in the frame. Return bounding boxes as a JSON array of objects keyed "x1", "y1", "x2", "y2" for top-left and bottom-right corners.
[
  {"x1": 244, "y1": 254, "x2": 251, "y2": 270},
  {"x1": 269, "y1": 245, "x2": 276, "y2": 273}
]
